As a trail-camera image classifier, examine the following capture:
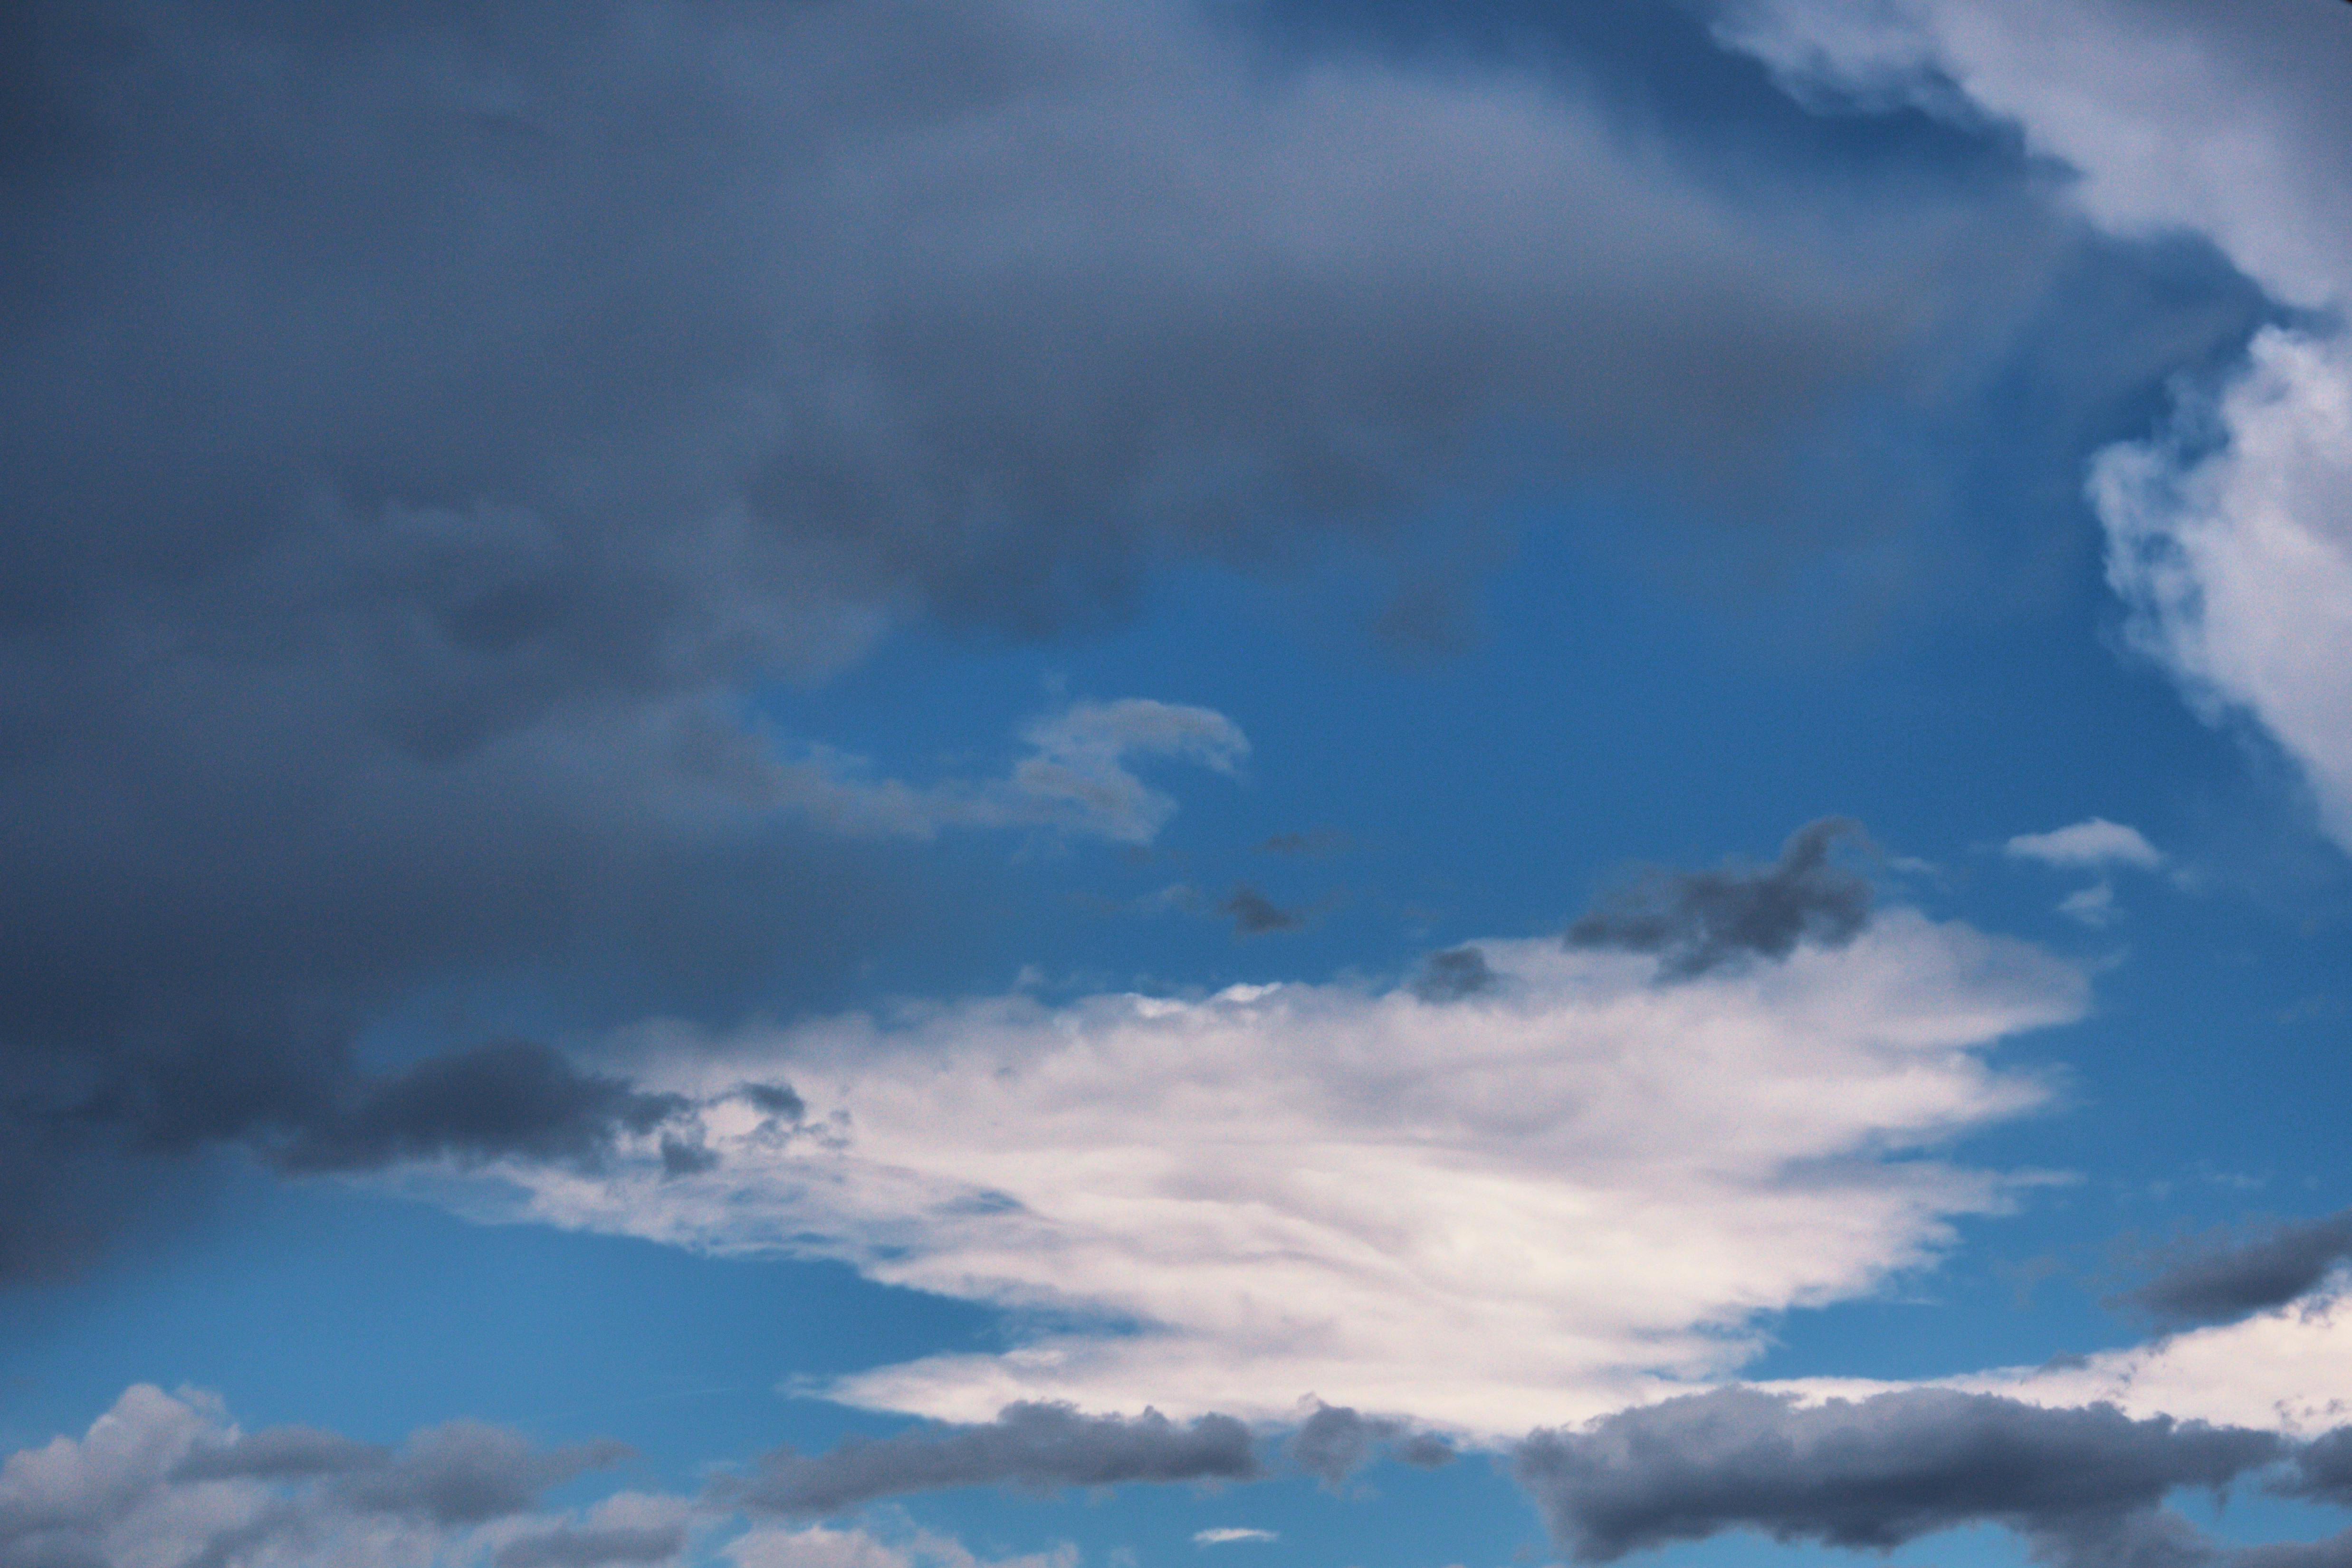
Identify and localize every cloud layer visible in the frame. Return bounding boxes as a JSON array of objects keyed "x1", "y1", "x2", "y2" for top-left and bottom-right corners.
[
  {"x1": 442, "y1": 903, "x2": 2084, "y2": 1436},
  {"x1": 0, "y1": 0, "x2": 2048, "y2": 1293},
  {"x1": 1517, "y1": 1386, "x2": 2285, "y2": 1568}
]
